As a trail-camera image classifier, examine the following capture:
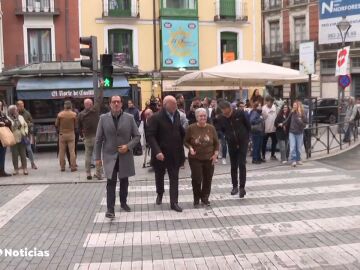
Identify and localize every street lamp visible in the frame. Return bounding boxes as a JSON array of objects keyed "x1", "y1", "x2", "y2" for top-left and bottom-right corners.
[
  {"x1": 336, "y1": 16, "x2": 351, "y2": 124},
  {"x1": 336, "y1": 16, "x2": 351, "y2": 48}
]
